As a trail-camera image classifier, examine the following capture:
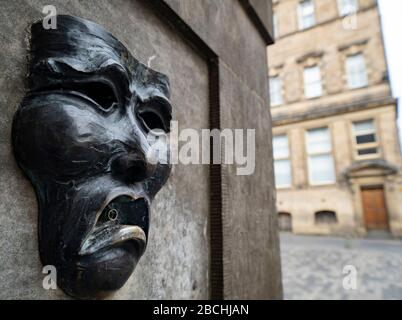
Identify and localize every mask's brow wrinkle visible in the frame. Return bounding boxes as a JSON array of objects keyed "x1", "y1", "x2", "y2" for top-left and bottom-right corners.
[{"x1": 143, "y1": 96, "x2": 172, "y2": 116}]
